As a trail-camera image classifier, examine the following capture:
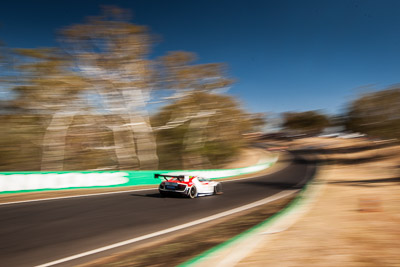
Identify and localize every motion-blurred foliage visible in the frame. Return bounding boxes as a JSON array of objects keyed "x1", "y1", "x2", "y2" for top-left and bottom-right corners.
[
  {"x1": 0, "y1": 6, "x2": 265, "y2": 171},
  {"x1": 282, "y1": 111, "x2": 330, "y2": 135},
  {"x1": 152, "y1": 92, "x2": 257, "y2": 169},
  {"x1": 345, "y1": 87, "x2": 400, "y2": 139}
]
